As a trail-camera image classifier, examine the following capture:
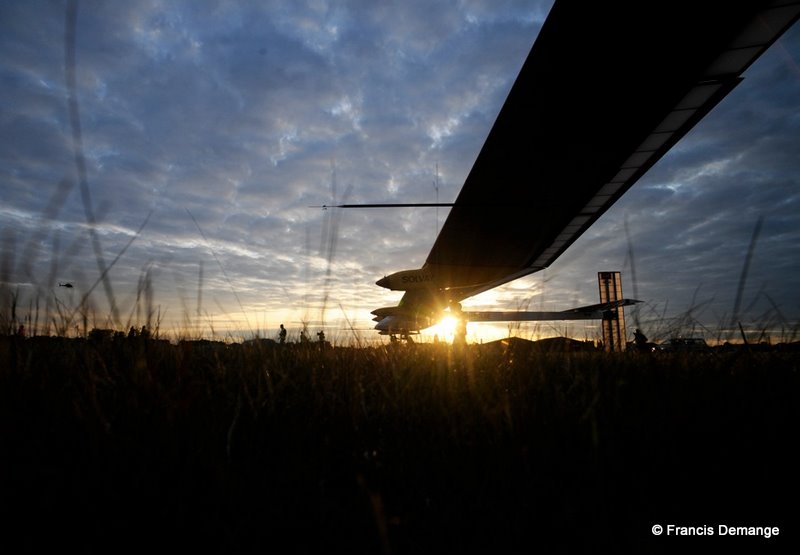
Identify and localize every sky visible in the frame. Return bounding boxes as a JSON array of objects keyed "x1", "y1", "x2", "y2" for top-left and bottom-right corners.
[{"x1": 1, "y1": 0, "x2": 799, "y2": 345}]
